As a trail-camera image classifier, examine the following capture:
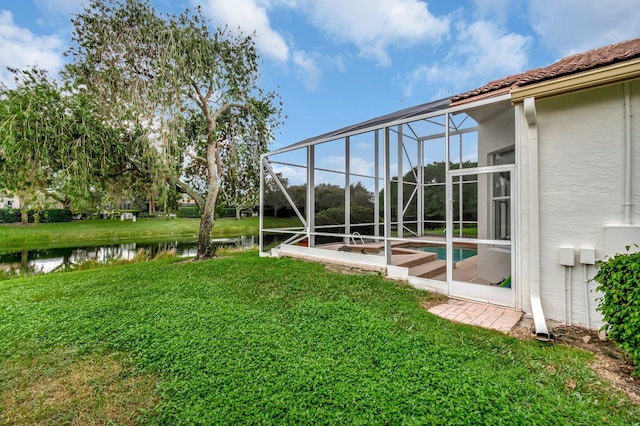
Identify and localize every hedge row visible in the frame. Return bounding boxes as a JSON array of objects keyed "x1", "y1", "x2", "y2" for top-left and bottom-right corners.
[
  {"x1": 0, "y1": 209, "x2": 73, "y2": 224},
  {"x1": 177, "y1": 206, "x2": 202, "y2": 218}
]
